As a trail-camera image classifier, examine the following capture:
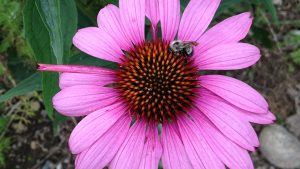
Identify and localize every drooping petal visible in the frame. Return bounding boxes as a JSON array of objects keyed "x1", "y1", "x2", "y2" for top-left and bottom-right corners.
[
  {"x1": 68, "y1": 103, "x2": 127, "y2": 154},
  {"x1": 146, "y1": 0, "x2": 159, "y2": 40},
  {"x1": 200, "y1": 88, "x2": 275, "y2": 124},
  {"x1": 73, "y1": 27, "x2": 123, "y2": 63},
  {"x1": 161, "y1": 122, "x2": 192, "y2": 169},
  {"x1": 178, "y1": 0, "x2": 221, "y2": 41},
  {"x1": 199, "y1": 75, "x2": 269, "y2": 113},
  {"x1": 119, "y1": 0, "x2": 145, "y2": 45},
  {"x1": 196, "y1": 89, "x2": 259, "y2": 151},
  {"x1": 236, "y1": 110, "x2": 276, "y2": 124},
  {"x1": 139, "y1": 123, "x2": 162, "y2": 169},
  {"x1": 110, "y1": 119, "x2": 147, "y2": 169},
  {"x1": 195, "y1": 43, "x2": 261, "y2": 70},
  {"x1": 38, "y1": 64, "x2": 113, "y2": 74},
  {"x1": 59, "y1": 72, "x2": 115, "y2": 89},
  {"x1": 190, "y1": 111, "x2": 254, "y2": 169},
  {"x1": 195, "y1": 12, "x2": 253, "y2": 54},
  {"x1": 53, "y1": 85, "x2": 119, "y2": 116},
  {"x1": 75, "y1": 115, "x2": 131, "y2": 169},
  {"x1": 177, "y1": 115, "x2": 225, "y2": 169},
  {"x1": 97, "y1": 4, "x2": 132, "y2": 51},
  {"x1": 159, "y1": 0, "x2": 180, "y2": 42}
]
